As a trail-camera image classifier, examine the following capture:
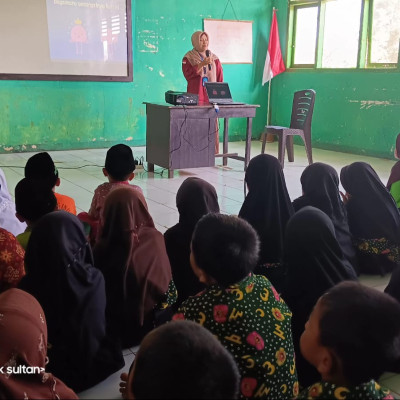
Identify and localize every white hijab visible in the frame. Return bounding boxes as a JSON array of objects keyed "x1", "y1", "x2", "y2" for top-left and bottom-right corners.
[{"x1": 0, "y1": 168, "x2": 26, "y2": 236}]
